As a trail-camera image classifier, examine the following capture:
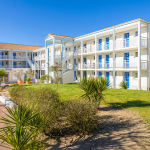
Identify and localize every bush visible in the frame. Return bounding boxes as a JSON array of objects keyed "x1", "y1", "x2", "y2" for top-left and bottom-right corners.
[
  {"x1": 26, "y1": 77, "x2": 32, "y2": 82},
  {"x1": 9, "y1": 86, "x2": 62, "y2": 135},
  {"x1": 40, "y1": 75, "x2": 51, "y2": 83},
  {"x1": 64, "y1": 100, "x2": 99, "y2": 134},
  {"x1": 9, "y1": 86, "x2": 99, "y2": 136},
  {"x1": 120, "y1": 81, "x2": 127, "y2": 89},
  {"x1": 10, "y1": 83, "x2": 19, "y2": 87}
]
